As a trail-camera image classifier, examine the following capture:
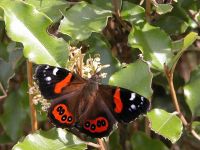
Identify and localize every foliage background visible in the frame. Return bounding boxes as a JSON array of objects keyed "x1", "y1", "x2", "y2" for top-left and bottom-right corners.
[{"x1": 0, "y1": 0, "x2": 199, "y2": 149}]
